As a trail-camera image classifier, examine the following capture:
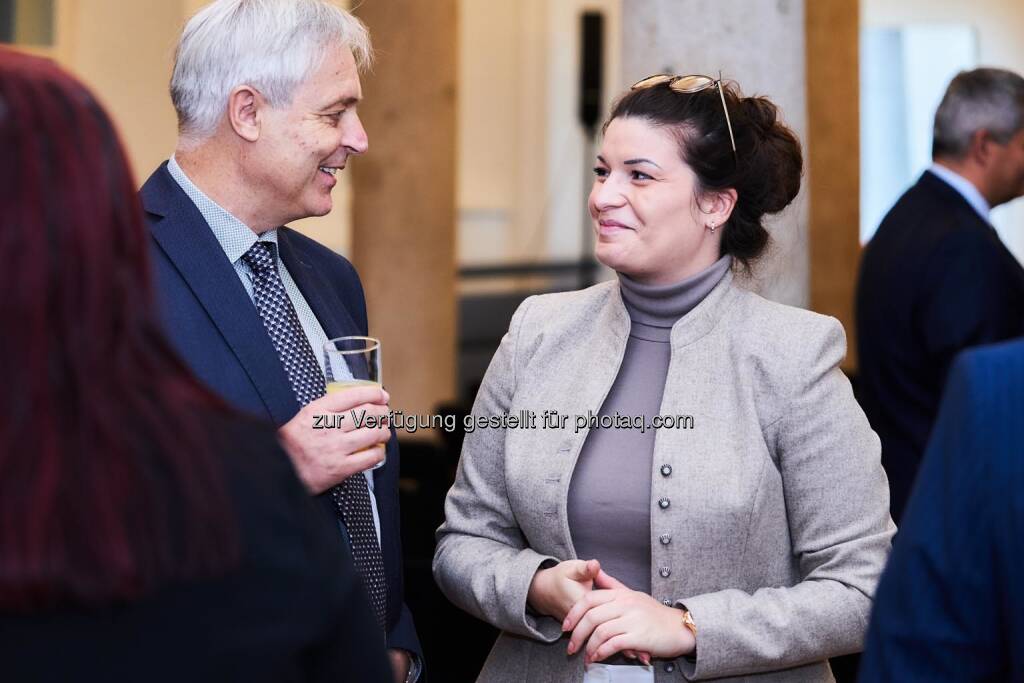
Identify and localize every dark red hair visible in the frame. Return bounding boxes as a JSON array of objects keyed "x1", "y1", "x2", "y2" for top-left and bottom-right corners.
[{"x1": 0, "y1": 48, "x2": 238, "y2": 610}]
